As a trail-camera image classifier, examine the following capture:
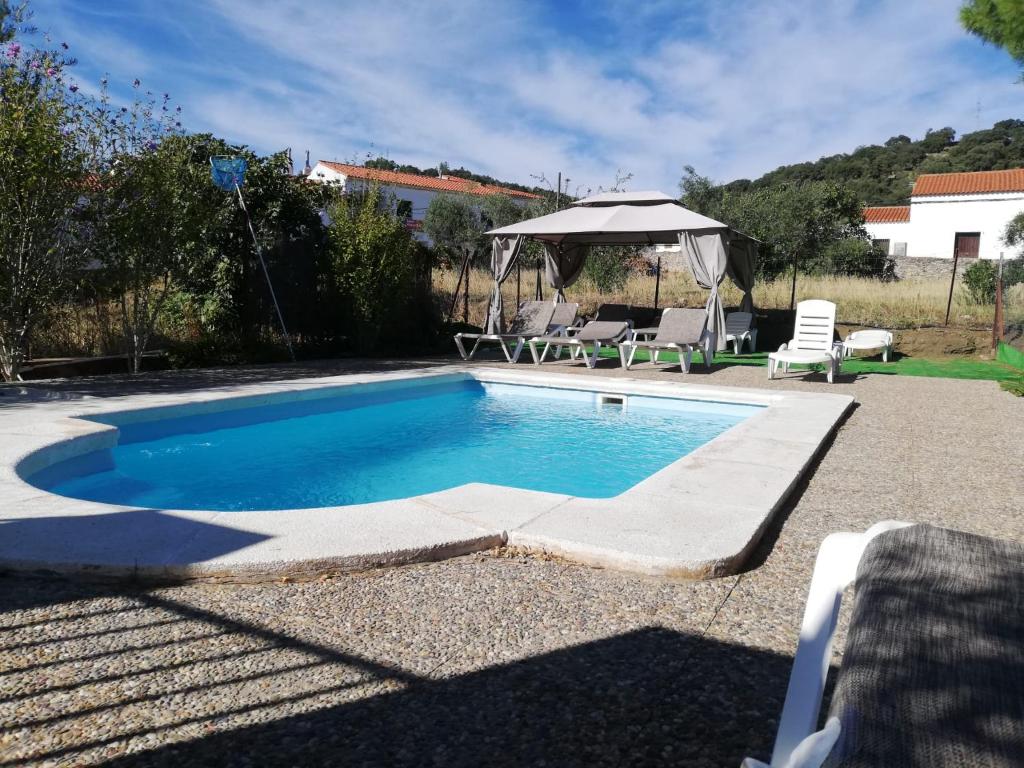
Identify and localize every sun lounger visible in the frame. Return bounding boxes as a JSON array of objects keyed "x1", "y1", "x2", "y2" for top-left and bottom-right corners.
[
  {"x1": 724, "y1": 311, "x2": 757, "y2": 354},
  {"x1": 841, "y1": 328, "x2": 893, "y2": 362},
  {"x1": 453, "y1": 301, "x2": 555, "y2": 363},
  {"x1": 532, "y1": 302, "x2": 580, "y2": 361},
  {"x1": 768, "y1": 300, "x2": 841, "y2": 384},
  {"x1": 747, "y1": 522, "x2": 1024, "y2": 767},
  {"x1": 529, "y1": 320, "x2": 630, "y2": 368},
  {"x1": 621, "y1": 308, "x2": 712, "y2": 373}
]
